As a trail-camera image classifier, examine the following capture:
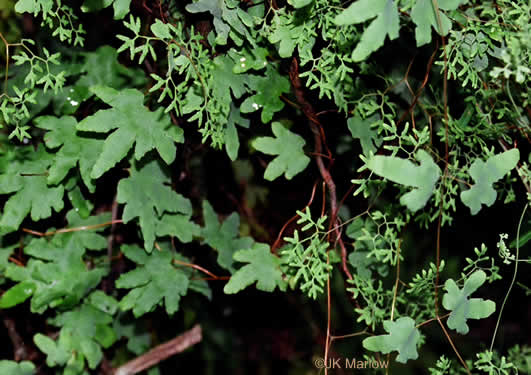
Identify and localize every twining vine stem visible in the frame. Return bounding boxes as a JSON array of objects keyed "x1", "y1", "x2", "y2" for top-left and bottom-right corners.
[
  {"x1": 289, "y1": 57, "x2": 353, "y2": 282},
  {"x1": 489, "y1": 203, "x2": 529, "y2": 351},
  {"x1": 432, "y1": 1, "x2": 470, "y2": 373}
]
